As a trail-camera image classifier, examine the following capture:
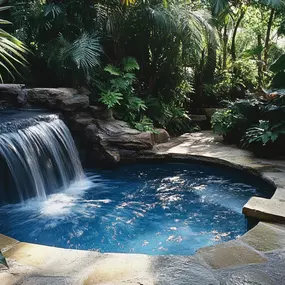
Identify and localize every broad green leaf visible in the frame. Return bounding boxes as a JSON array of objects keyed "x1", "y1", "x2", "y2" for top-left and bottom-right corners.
[
  {"x1": 104, "y1": 64, "x2": 121, "y2": 76},
  {"x1": 122, "y1": 57, "x2": 139, "y2": 72},
  {"x1": 0, "y1": 251, "x2": 8, "y2": 268},
  {"x1": 271, "y1": 133, "x2": 279, "y2": 142},
  {"x1": 262, "y1": 133, "x2": 271, "y2": 145},
  {"x1": 270, "y1": 54, "x2": 285, "y2": 73},
  {"x1": 271, "y1": 71, "x2": 285, "y2": 89}
]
